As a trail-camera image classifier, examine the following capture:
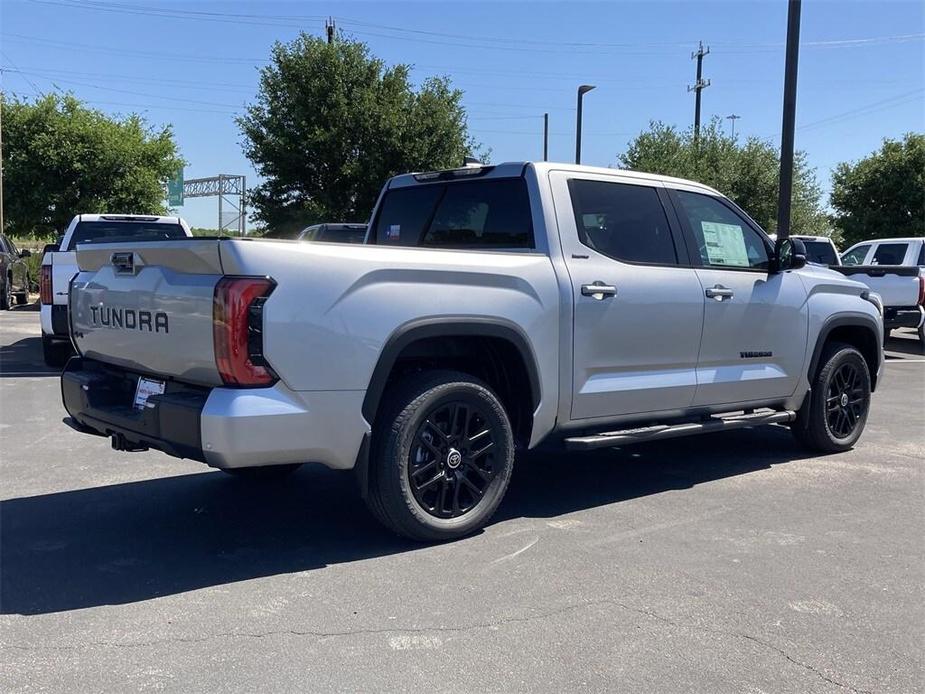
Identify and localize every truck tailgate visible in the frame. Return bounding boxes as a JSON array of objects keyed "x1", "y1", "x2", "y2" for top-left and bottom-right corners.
[
  {"x1": 833, "y1": 265, "x2": 921, "y2": 307},
  {"x1": 71, "y1": 239, "x2": 225, "y2": 386}
]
